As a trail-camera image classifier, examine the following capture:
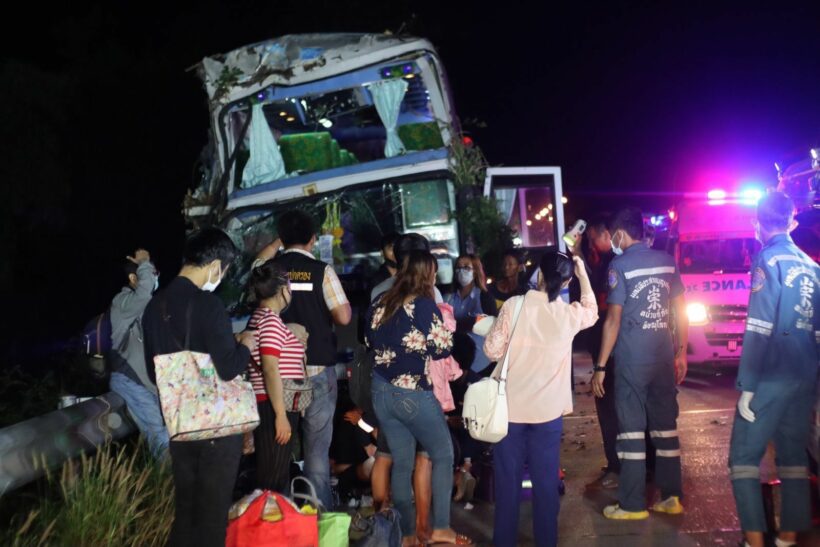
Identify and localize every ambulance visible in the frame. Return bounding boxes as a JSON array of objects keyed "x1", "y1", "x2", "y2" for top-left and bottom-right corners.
[{"x1": 671, "y1": 191, "x2": 763, "y2": 365}]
